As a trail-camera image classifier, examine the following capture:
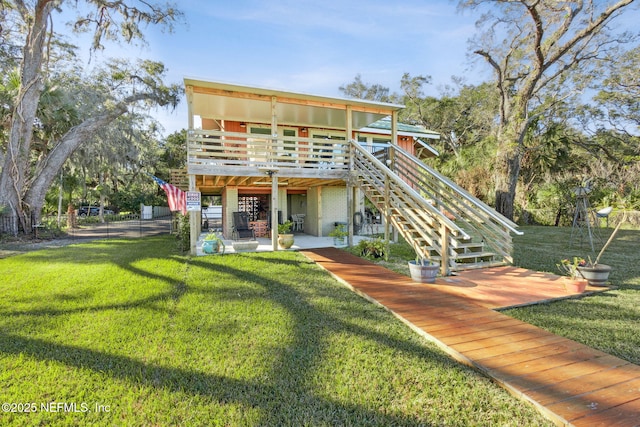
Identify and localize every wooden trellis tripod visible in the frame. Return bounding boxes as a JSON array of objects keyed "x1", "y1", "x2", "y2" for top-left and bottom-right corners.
[{"x1": 569, "y1": 183, "x2": 600, "y2": 251}]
